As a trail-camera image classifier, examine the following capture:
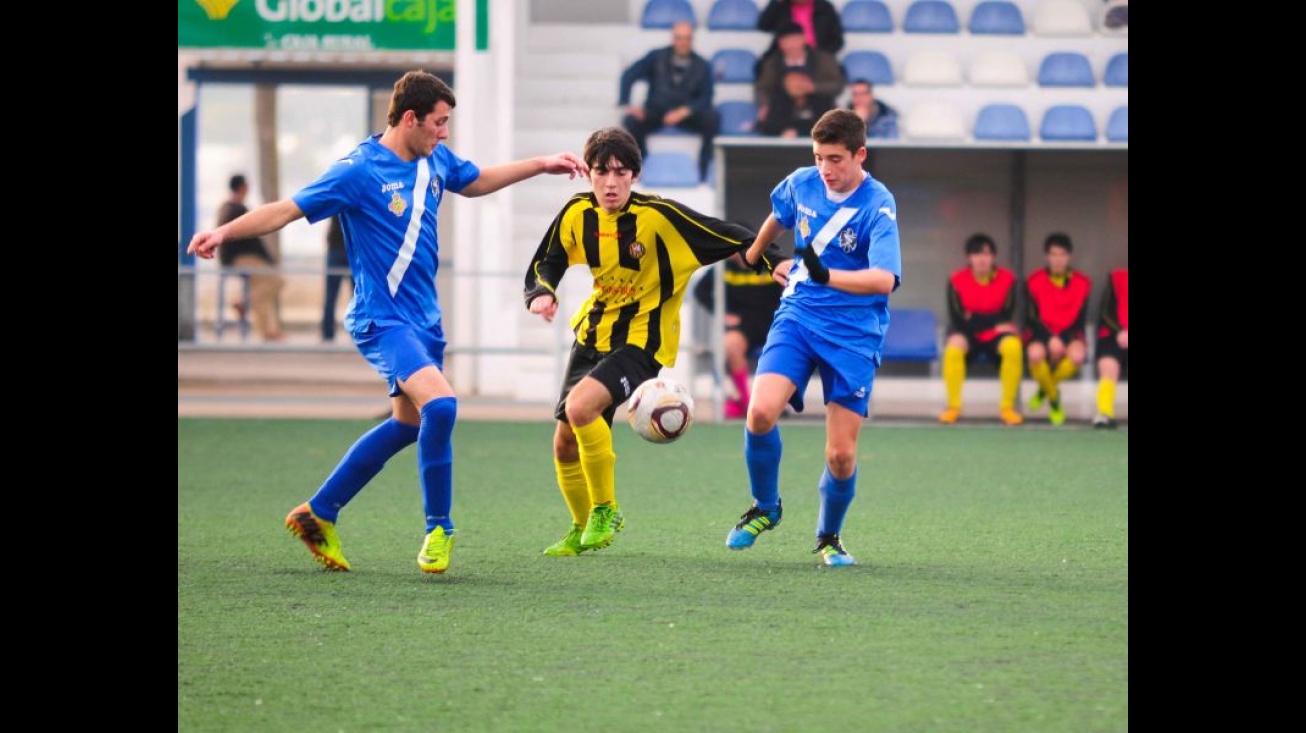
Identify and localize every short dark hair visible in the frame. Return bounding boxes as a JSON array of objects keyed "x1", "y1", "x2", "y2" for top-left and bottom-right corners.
[
  {"x1": 228, "y1": 174, "x2": 247, "y2": 193},
  {"x1": 1044, "y1": 232, "x2": 1073, "y2": 253},
  {"x1": 965, "y1": 233, "x2": 996, "y2": 255},
  {"x1": 583, "y1": 126, "x2": 642, "y2": 176},
  {"x1": 387, "y1": 70, "x2": 457, "y2": 127},
  {"x1": 775, "y1": 20, "x2": 805, "y2": 38},
  {"x1": 851, "y1": 79, "x2": 874, "y2": 91},
  {"x1": 812, "y1": 109, "x2": 866, "y2": 154}
]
